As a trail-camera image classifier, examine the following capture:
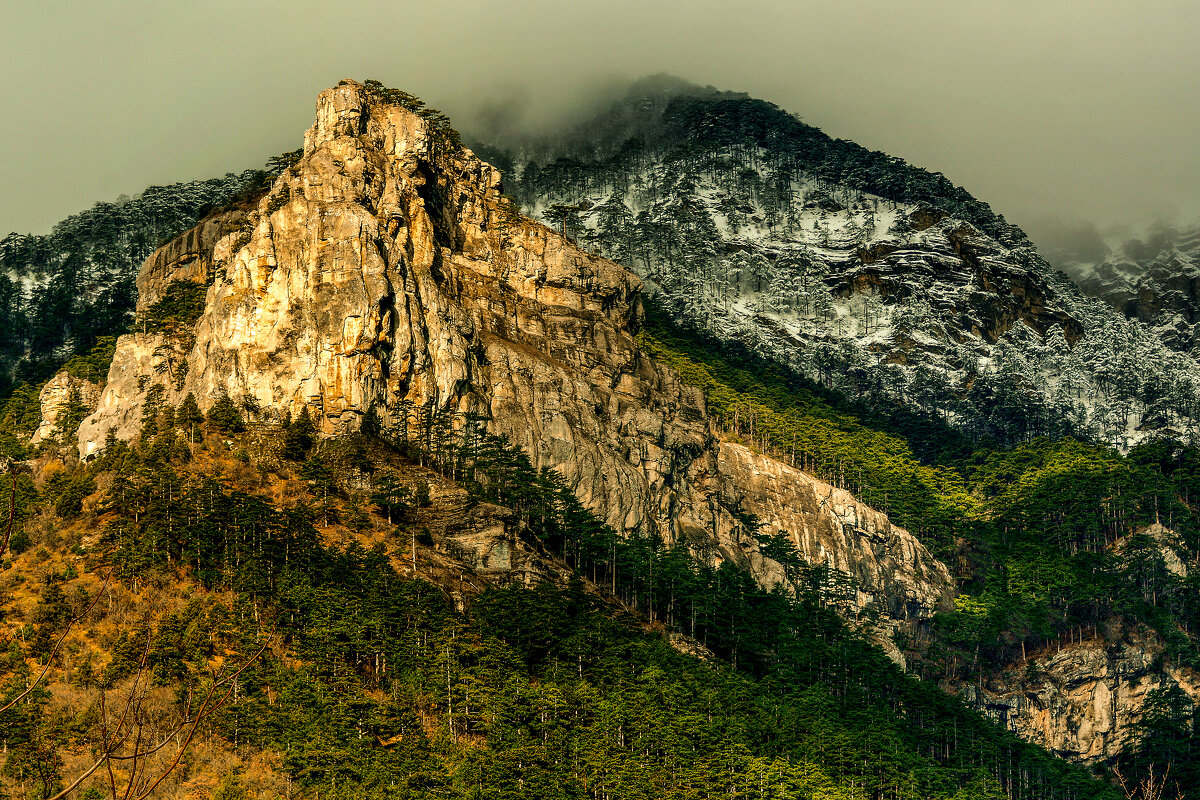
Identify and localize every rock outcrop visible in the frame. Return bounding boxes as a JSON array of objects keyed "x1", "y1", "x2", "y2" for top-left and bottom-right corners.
[
  {"x1": 31, "y1": 371, "x2": 101, "y2": 445},
  {"x1": 136, "y1": 210, "x2": 249, "y2": 309},
  {"x1": 967, "y1": 631, "x2": 1200, "y2": 763},
  {"x1": 76, "y1": 81, "x2": 955, "y2": 626},
  {"x1": 718, "y1": 442, "x2": 951, "y2": 619},
  {"x1": 956, "y1": 524, "x2": 1196, "y2": 761},
  {"x1": 945, "y1": 524, "x2": 1200, "y2": 762}
]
